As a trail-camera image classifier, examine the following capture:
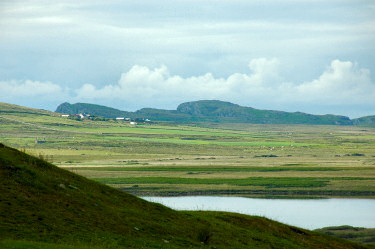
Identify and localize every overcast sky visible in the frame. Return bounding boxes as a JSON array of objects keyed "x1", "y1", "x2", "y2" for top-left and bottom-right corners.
[{"x1": 0, "y1": 0, "x2": 374, "y2": 118}]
